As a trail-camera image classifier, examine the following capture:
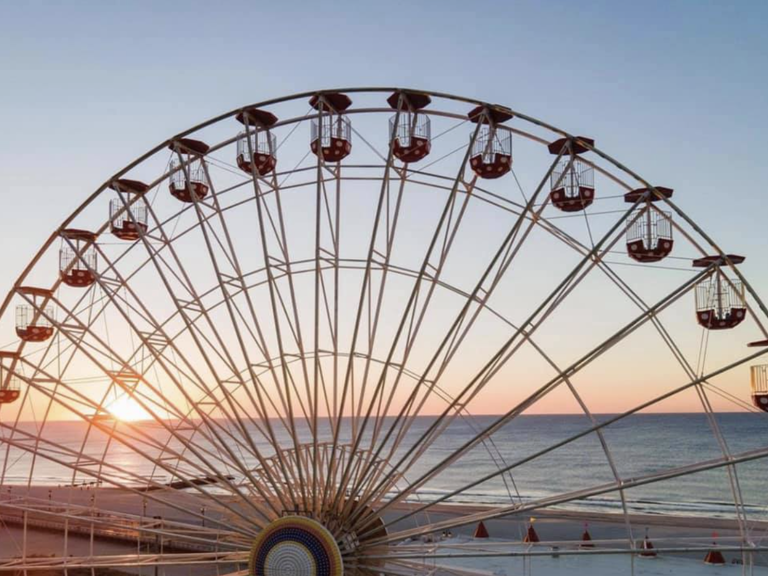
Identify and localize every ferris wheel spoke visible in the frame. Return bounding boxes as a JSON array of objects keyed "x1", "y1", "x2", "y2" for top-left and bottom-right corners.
[
  {"x1": 86, "y1": 243, "x2": 279, "y2": 451},
  {"x1": 107, "y1": 197, "x2": 299, "y2": 513},
  {"x1": 558, "y1": 372, "x2": 634, "y2": 542},
  {"x1": 361, "y1": 173, "x2": 475, "y2": 448},
  {"x1": 312, "y1": 154, "x2": 324, "y2": 514},
  {"x1": 30, "y1": 288, "x2": 270, "y2": 481},
  {"x1": 342, "y1": 169, "x2": 410, "y2": 502},
  {"x1": 351, "y1": 158, "x2": 632, "y2": 521},
  {"x1": 0, "y1": 422, "x2": 263, "y2": 535},
  {"x1": 337, "y1": 168, "x2": 407, "y2": 442},
  {"x1": 693, "y1": 384, "x2": 750, "y2": 537},
  {"x1": 535, "y1": 212, "x2": 752, "y2": 537},
  {"x1": 325, "y1": 172, "x2": 343, "y2": 430},
  {"x1": 4, "y1": 375, "x2": 271, "y2": 521},
  {"x1": 316, "y1": 247, "x2": 339, "y2": 424},
  {"x1": 360, "y1": 345, "x2": 768, "y2": 546},
  {"x1": 342, "y1": 188, "x2": 486, "y2": 513},
  {"x1": 311, "y1": 155, "x2": 346, "y2": 513},
  {"x1": 594, "y1": 251, "x2": 750, "y2": 534},
  {"x1": 331, "y1": 120, "x2": 487, "y2": 521},
  {"x1": 352, "y1": 260, "x2": 712, "y2": 538},
  {"x1": 172, "y1": 150, "x2": 315, "y2": 511},
  {"x1": 320, "y1": 105, "x2": 409, "y2": 519},
  {"x1": 0, "y1": 288, "x2": 122, "y2": 487},
  {"x1": 184, "y1": 155, "x2": 288, "y2": 429},
  {"x1": 314, "y1": 169, "x2": 356, "y2": 518},
  {"x1": 361, "y1": 435, "x2": 768, "y2": 548},
  {"x1": 347, "y1": 120, "x2": 535, "y2": 504},
  {"x1": 10, "y1": 302, "x2": 280, "y2": 523},
  {"x1": 243, "y1": 116, "x2": 320, "y2": 513},
  {"x1": 366, "y1": 541, "x2": 764, "y2": 561},
  {"x1": 121, "y1": 196, "x2": 288, "y2": 441},
  {"x1": 351, "y1": 148, "x2": 574, "y2": 513}
]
